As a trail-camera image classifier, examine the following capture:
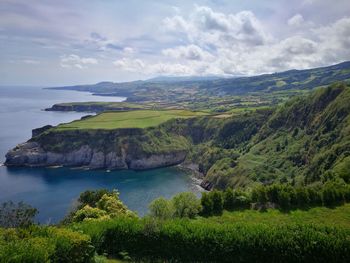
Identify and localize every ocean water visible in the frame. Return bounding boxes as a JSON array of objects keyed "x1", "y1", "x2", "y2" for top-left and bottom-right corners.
[{"x1": 0, "y1": 86, "x2": 195, "y2": 223}]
